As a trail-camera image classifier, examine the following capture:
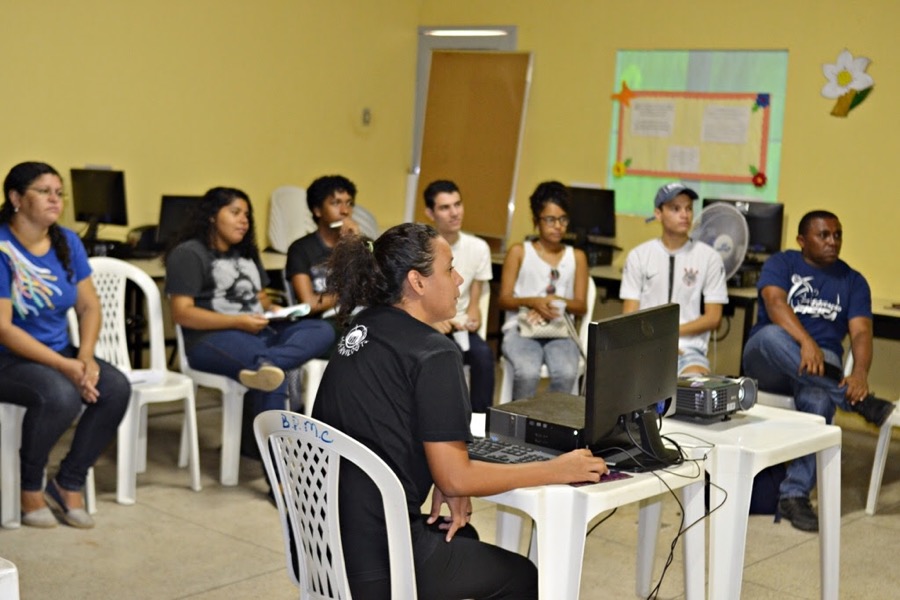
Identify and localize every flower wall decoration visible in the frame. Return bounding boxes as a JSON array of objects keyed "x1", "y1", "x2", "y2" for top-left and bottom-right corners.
[{"x1": 822, "y1": 49, "x2": 874, "y2": 117}]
